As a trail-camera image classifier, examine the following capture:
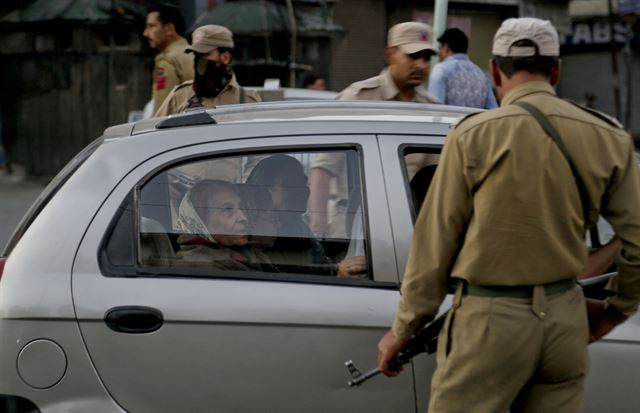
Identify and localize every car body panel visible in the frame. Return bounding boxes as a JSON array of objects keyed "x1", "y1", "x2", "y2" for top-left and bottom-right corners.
[
  {"x1": 71, "y1": 133, "x2": 416, "y2": 412},
  {"x1": 583, "y1": 341, "x2": 640, "y2": 413}
]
